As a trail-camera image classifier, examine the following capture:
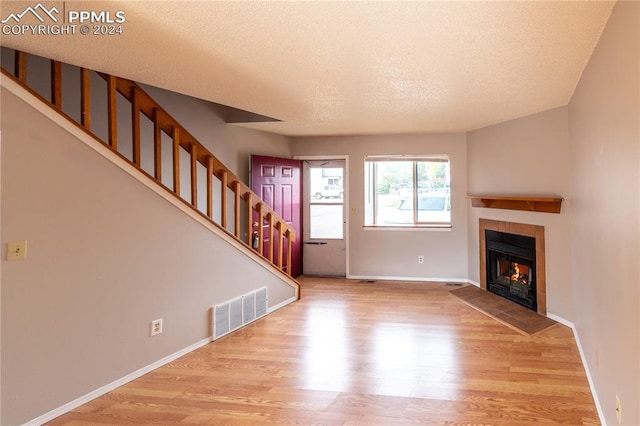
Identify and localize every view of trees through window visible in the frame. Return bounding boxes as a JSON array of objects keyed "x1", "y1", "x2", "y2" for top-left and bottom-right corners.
[{"x1": 365, "y1": 158, "x2": 451, "y2": 226}]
